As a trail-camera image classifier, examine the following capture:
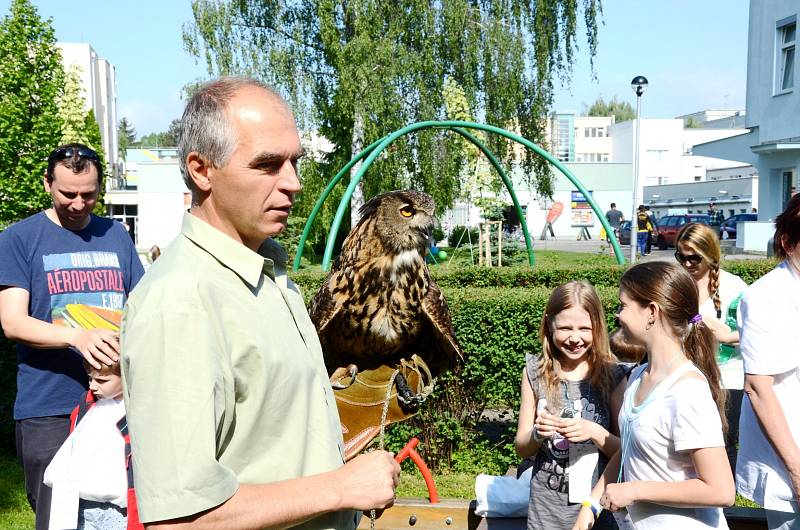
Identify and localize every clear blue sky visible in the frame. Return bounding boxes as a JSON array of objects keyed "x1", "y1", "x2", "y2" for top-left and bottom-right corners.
[{"x1": 2, "y1": 0, "x2": 749, "y2": 136}]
